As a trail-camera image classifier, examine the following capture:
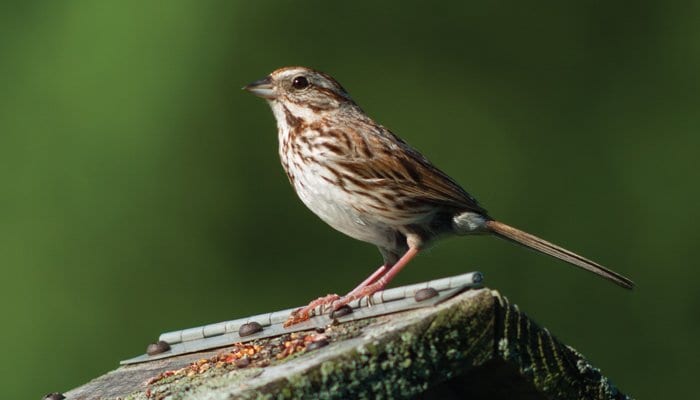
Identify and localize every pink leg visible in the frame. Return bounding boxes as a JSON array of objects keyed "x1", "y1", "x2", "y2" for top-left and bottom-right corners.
[
  {"x1": 333, "y1": 247, "x2": 420, "y2": 310},
  {"x1": 284, "y1": 265, "x2": 388, "y2": 327},
  {"x1": 347, "y1": 264, "x2": 388, "y2": 295},
  {"x1": 285, "y1": 249, "x2": 419, "y2": 327},
  {"x1": 285, "y1": 293, "x2": 340, "y2": 327}
]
